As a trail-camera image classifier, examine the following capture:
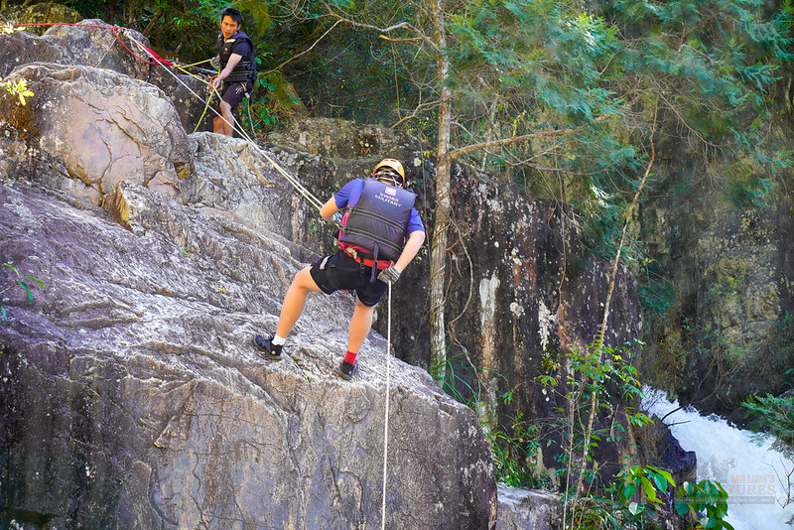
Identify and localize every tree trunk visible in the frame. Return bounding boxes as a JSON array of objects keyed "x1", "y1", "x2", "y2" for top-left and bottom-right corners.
[{"x1": 429, "y1": 0, "x2": 452, "y2": 378}]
